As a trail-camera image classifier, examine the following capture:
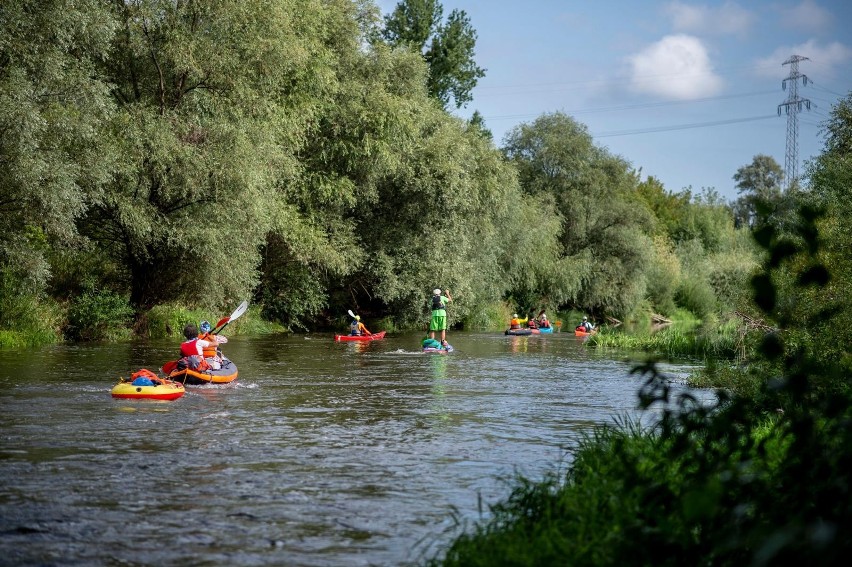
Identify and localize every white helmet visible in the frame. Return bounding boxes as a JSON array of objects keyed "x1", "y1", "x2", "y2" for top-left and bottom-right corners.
[{"x1": 433, "y1": 288, "x2": 441, "y2": 295}]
